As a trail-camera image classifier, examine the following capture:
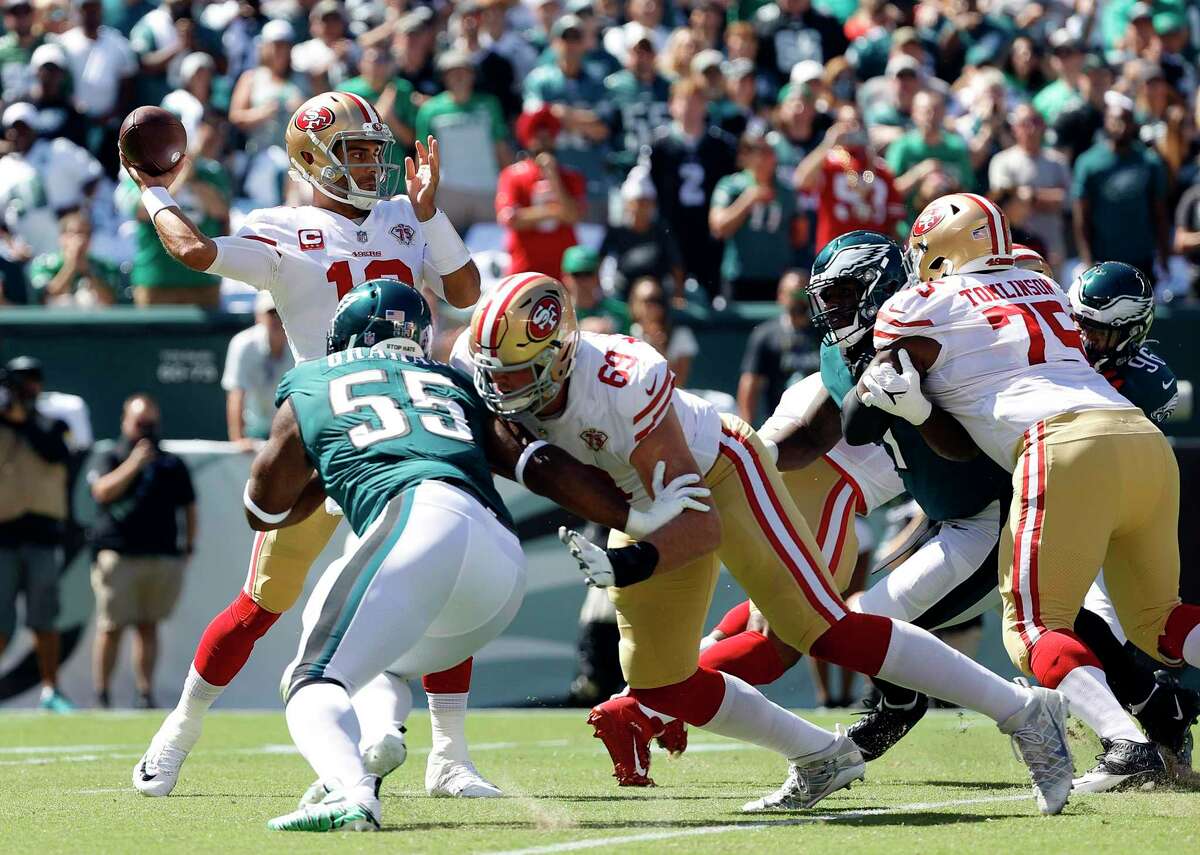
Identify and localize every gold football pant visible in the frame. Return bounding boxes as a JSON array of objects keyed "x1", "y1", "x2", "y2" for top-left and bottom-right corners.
[
  {"x1": 244, "y1": 507, "x2": 342, "y2": 613},
  {"x1": 609, "y1": 415, "x2": 846, "y2": 688},
  {"x1": 1000, "y1": 408, "x2": 1181, "y2": 674},
  {"x1": 780, "y1": 456, "x2": 863, "y2": 594}
]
